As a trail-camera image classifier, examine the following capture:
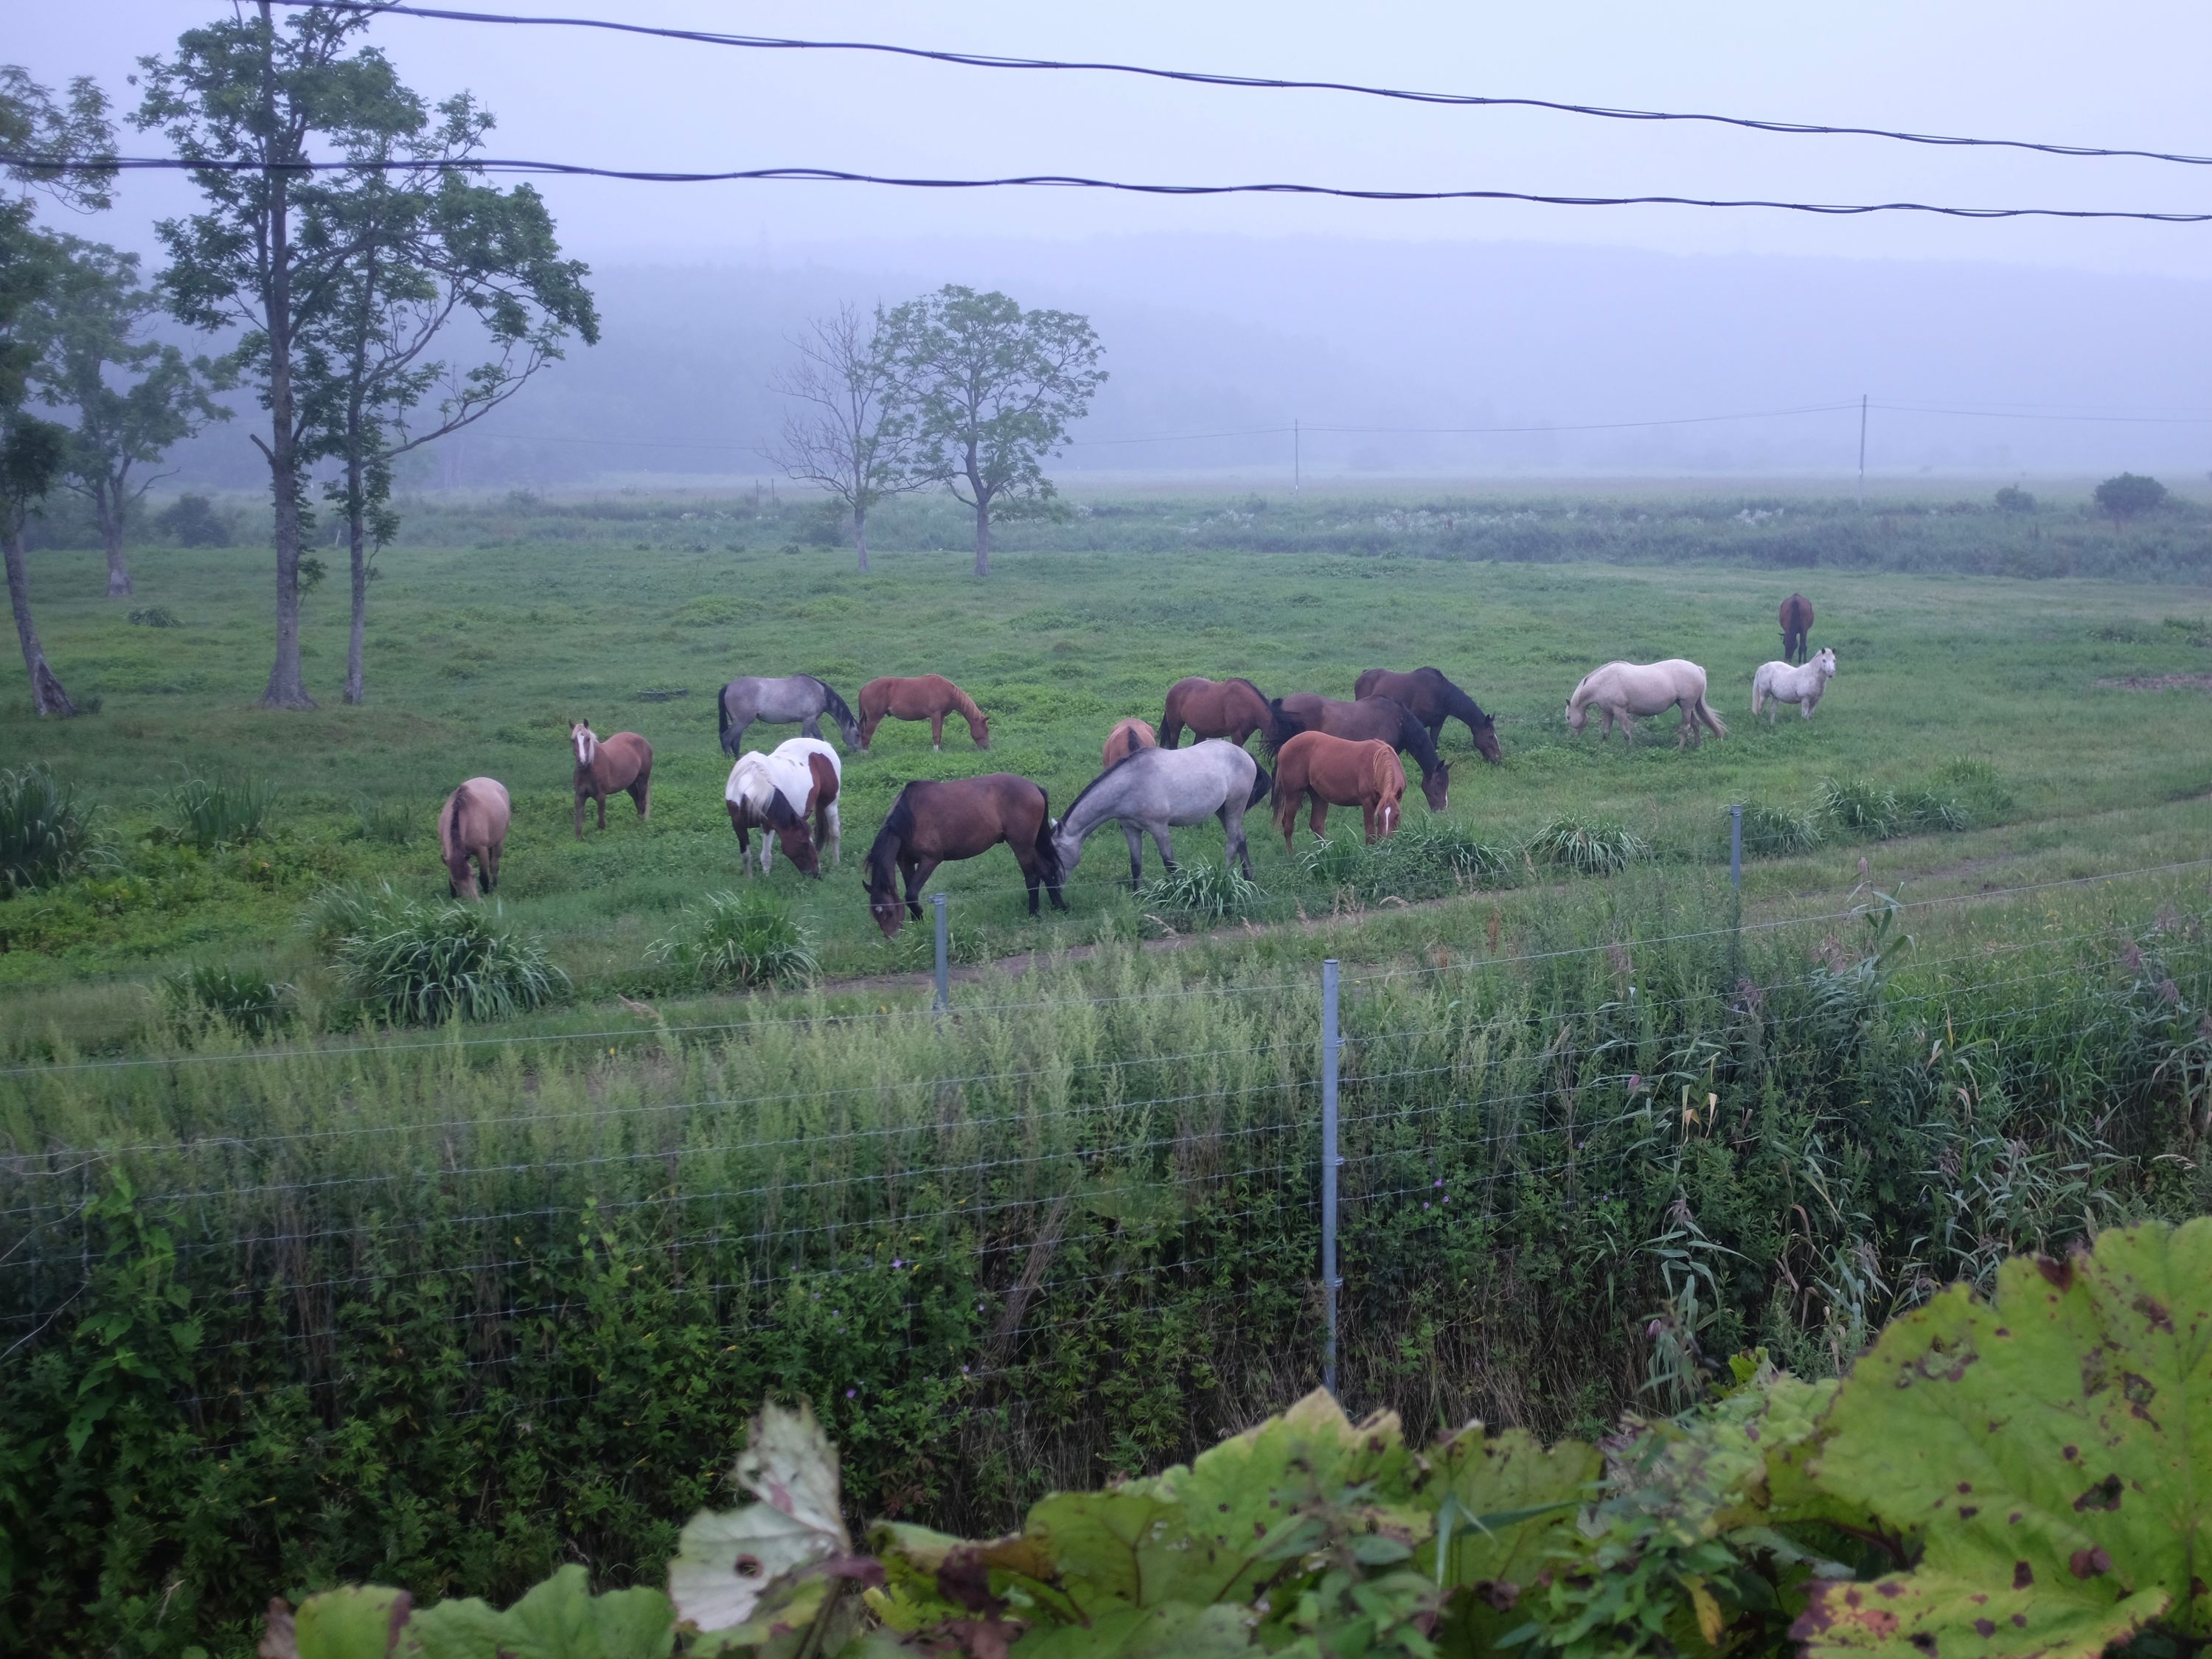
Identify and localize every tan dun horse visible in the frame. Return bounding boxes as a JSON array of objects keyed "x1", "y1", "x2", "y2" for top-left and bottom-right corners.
[
  {"x1": 571, "y1": 721, "x2": 653, "y2": 838},
  {"x1": 1272, "y1": 731, "x2": 1406, "y2": 852},
  {"x1": 439, "y1": 776, "x2": 510, "y2": 899},
  {"x1": 861, "y1": 774, "x2": 1065, "y2": 936},
  {"x1": 1158, "y1": 676, "x2": 1298, "y2": 750},
  {"x1": 858, "y1": 675, "x2": 990, "y2": 751},
  {"x1": 1779, "y1": 594, "x2": 1815, "y2": 665},
  {"x1": 1102, "y1": 717, "x2": 1158, "y2": 770}
]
